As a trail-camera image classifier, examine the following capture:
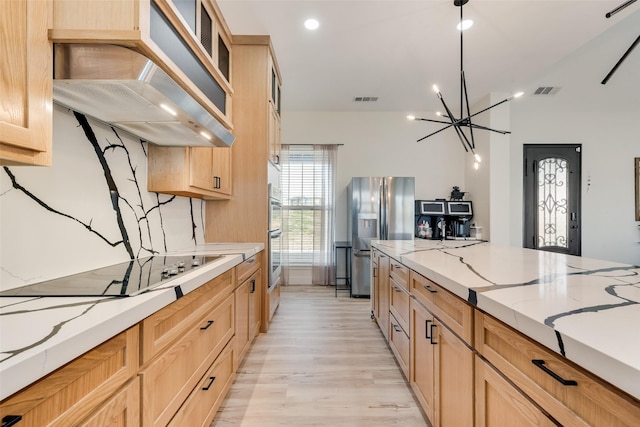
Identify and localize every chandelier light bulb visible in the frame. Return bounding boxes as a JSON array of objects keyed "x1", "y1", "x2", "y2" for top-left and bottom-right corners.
[
  {"x1": 514, "y1": 91, "x2": 524, "y2": 98},
  {"x1": 474, "y1": 153, "x2": 481, "y2": 163},
  {"x1": 456, "y1": 19, "x2": 473, "y2": 31},
  {"x1": 436, "y1": 111, "x2": 443, "y2": 117},
  {"x1": 407, "y1": 114, "x2": 416, "y2": 120},
  {"x1": 432, "y1": 84, "x2": 440, "y2": 93},
  {"x1": 474, "y1": 161, "x2": 480, "y2": 170}
]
